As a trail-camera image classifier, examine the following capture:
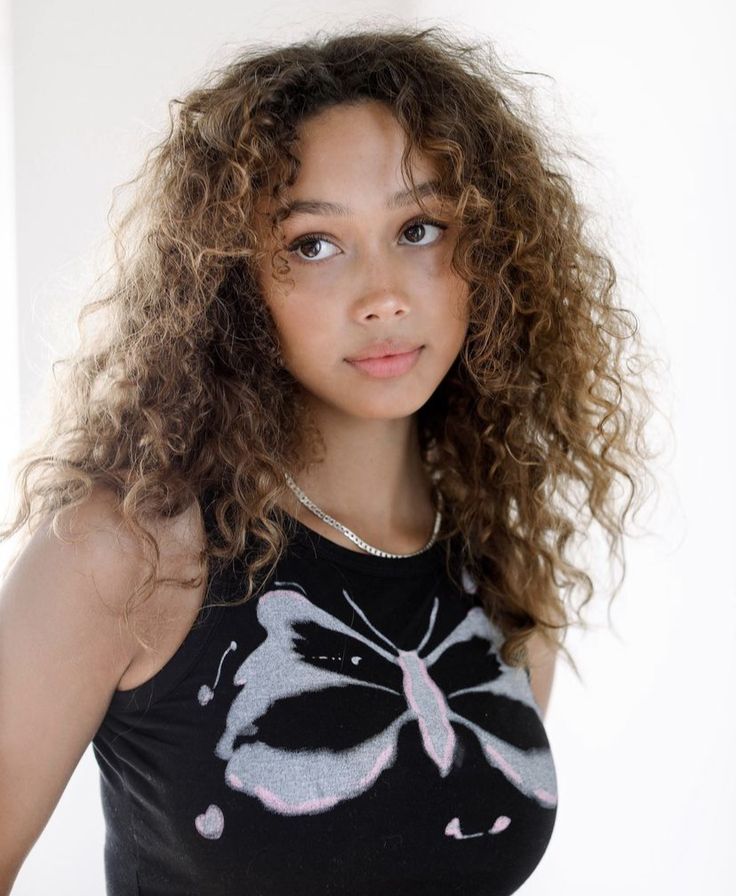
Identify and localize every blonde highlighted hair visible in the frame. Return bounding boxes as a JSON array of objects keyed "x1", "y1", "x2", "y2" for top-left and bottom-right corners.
[{"x1": 1, "y1": 25, "x2": 663, "y2": 676}]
